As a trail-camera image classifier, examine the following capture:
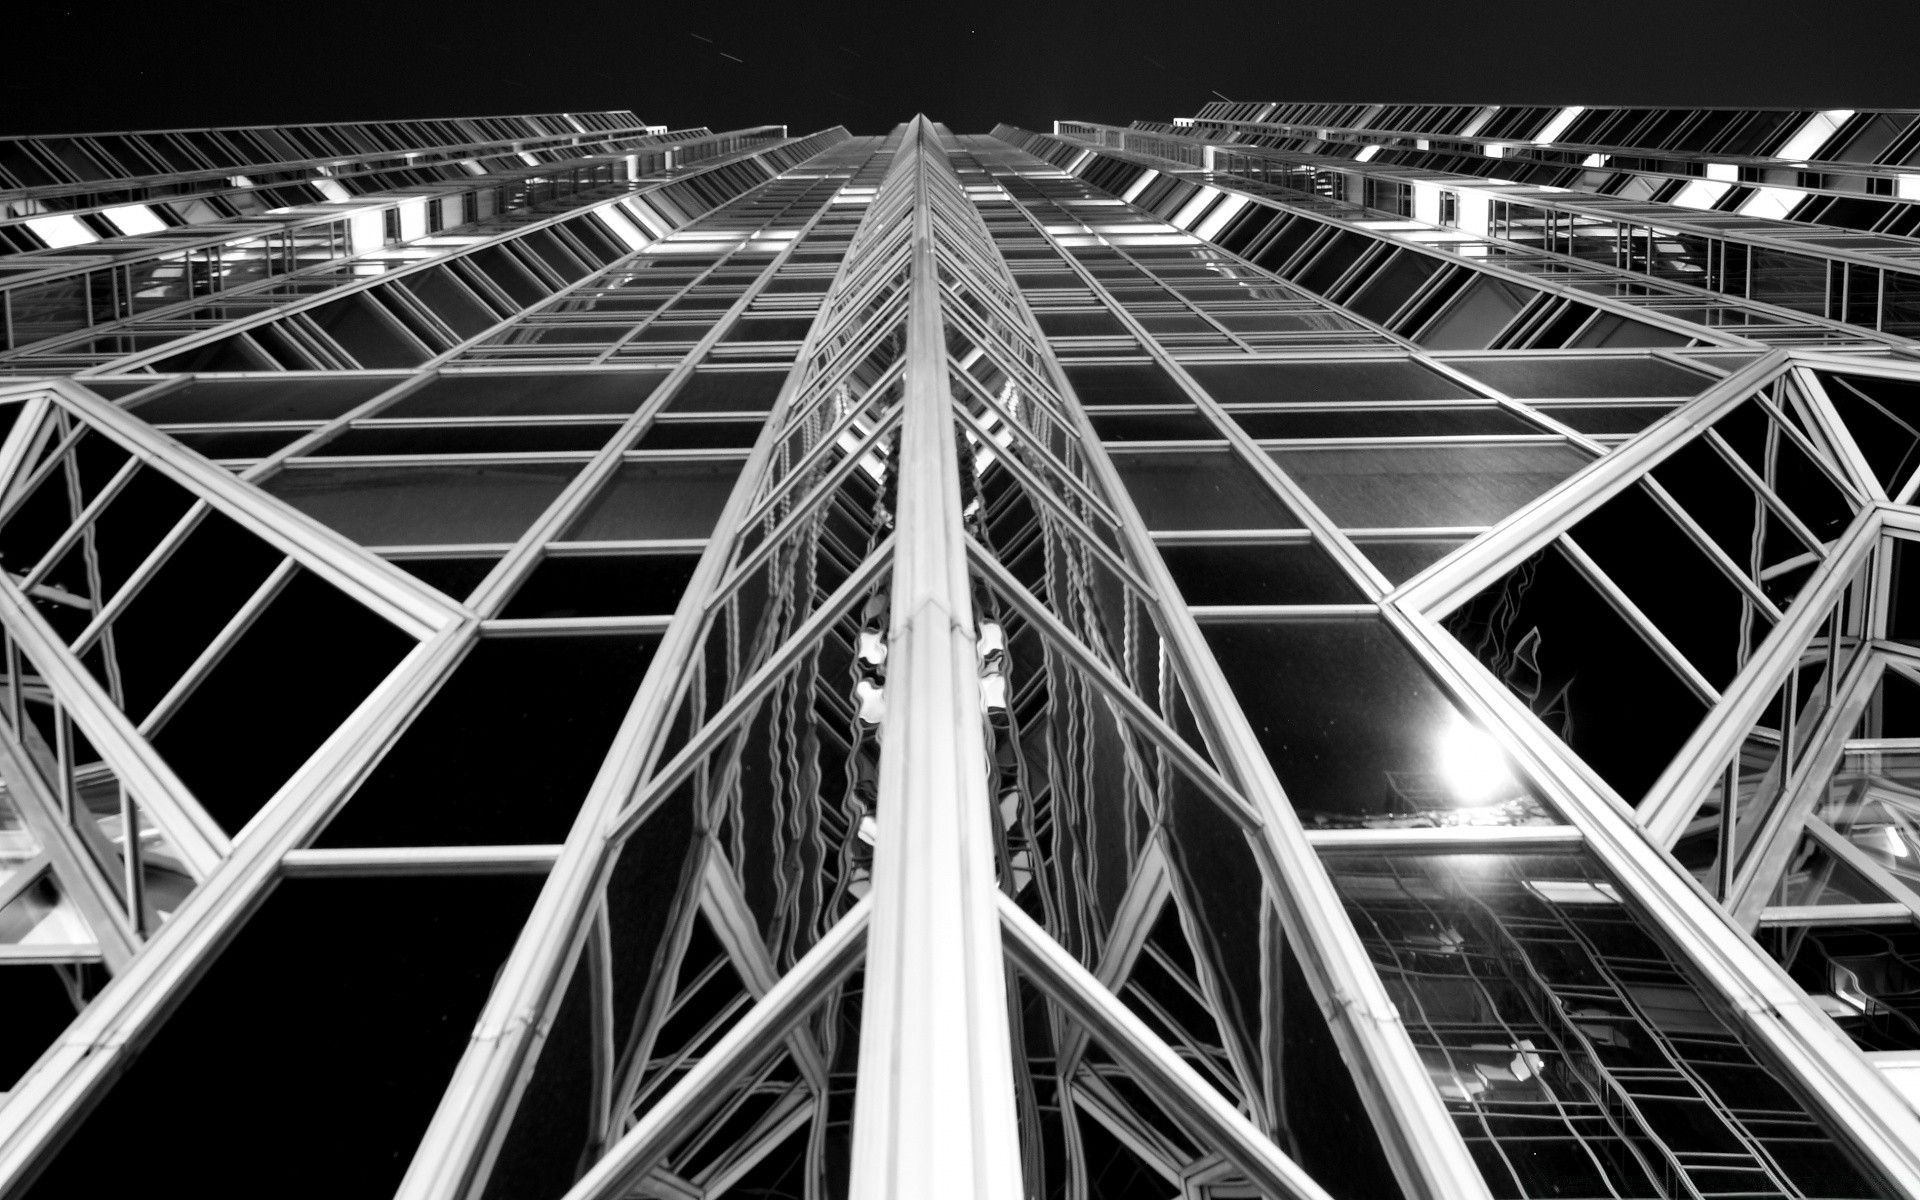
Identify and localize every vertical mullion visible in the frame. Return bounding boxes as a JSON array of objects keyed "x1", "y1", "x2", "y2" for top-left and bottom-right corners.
[{"x1": 846, "y1": 118, "x2": 1025, "y2": 1200}]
